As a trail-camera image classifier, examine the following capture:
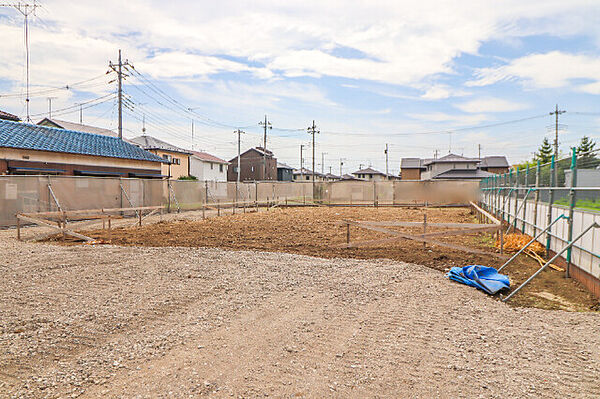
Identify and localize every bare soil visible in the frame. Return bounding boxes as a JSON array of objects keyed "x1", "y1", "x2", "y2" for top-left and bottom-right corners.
[
  {"x1": 1, "y1": 236, "x2": 600, "y2": 398},
  {"x1": 81, "y1": 206, "x2": 599, "y2": 311}
]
